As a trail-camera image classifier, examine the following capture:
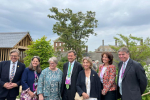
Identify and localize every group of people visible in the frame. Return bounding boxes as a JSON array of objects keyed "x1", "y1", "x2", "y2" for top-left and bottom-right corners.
[{"x1": 0, "y1": 47, "x2": 147, "y2": 100}]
